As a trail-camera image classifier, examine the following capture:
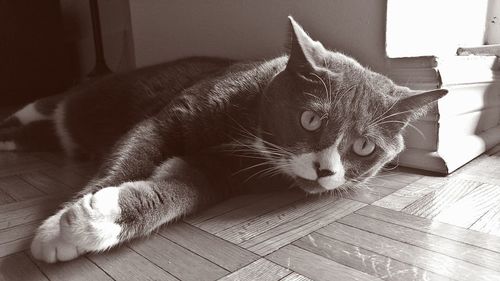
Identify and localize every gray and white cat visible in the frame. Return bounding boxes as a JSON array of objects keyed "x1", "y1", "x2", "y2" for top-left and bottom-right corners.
[{"x1": 0, "y1": 17, "x2": 446, "y2": 263}]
